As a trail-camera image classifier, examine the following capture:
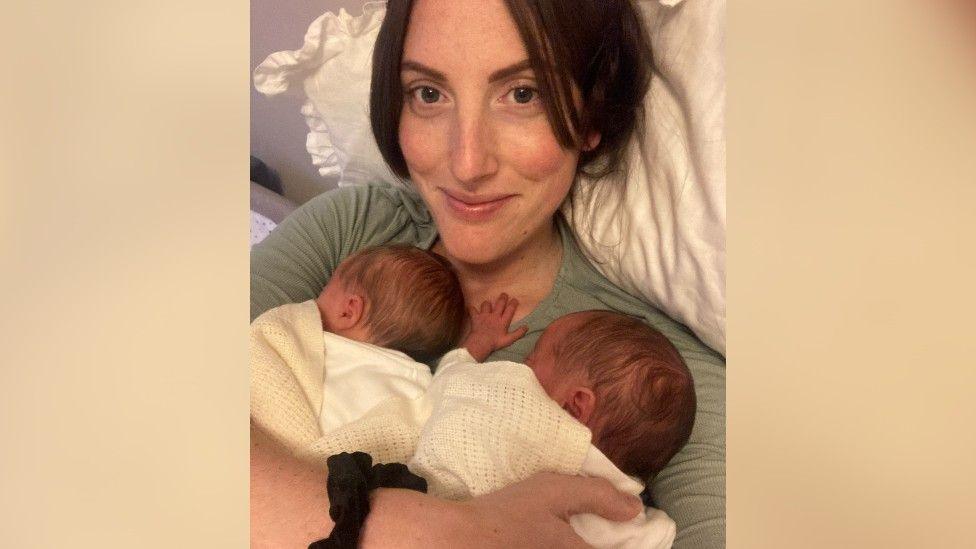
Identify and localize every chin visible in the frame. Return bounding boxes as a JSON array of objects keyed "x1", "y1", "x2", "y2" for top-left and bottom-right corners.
[
  {"x1": 444, "y1": 237, "x2": 508, "y2": 266},
  {"x1": 439, "y1": 223, "x2": 515, "y2": 266}
]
